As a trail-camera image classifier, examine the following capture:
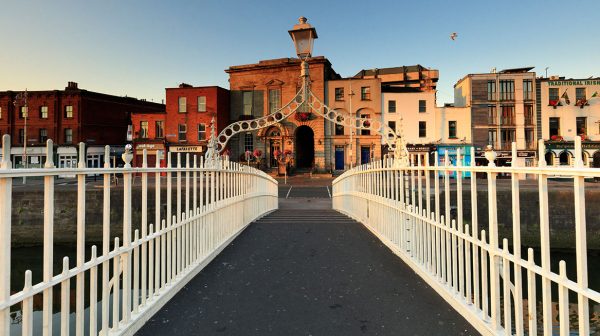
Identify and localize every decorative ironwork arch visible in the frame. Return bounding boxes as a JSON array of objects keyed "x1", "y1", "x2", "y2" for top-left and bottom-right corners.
[{"x1": 206, "y1": 61, "x2": 409, "y2": 167}]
